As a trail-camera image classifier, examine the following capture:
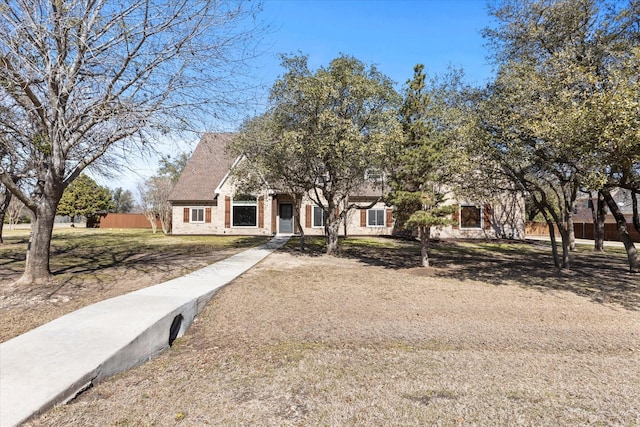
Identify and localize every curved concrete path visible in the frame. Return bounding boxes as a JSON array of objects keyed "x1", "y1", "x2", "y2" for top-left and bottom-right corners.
[{"x1": 0, "y1": 236, "x2": 289, "y2": 427}]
